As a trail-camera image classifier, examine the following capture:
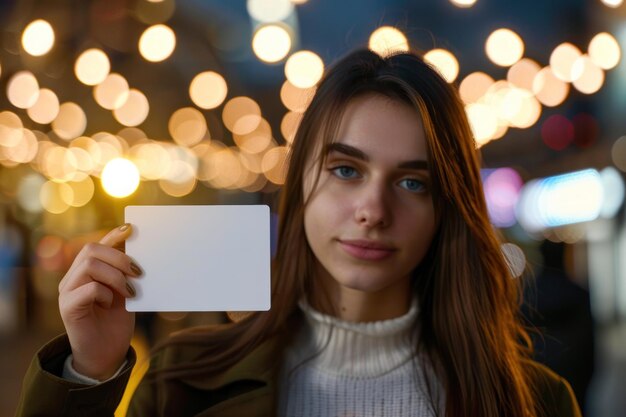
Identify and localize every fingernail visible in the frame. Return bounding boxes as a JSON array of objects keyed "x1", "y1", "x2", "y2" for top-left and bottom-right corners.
[
  {"x1": 126, "y1": 281, "x2": 136, "y2": 297},
  {"x1": 130, "y1": 261, "x2": 143, "y2": 276},
  {"x1": 119, "y1": 223, "x2": 130, "y2": 232}
]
